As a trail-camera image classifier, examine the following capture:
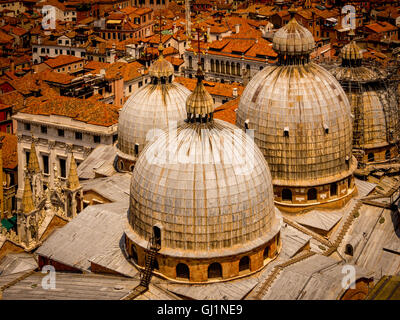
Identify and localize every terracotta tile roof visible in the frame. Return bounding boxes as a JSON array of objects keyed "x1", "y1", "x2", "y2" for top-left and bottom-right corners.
[
  {"x1": 0, "y1": 103, "x2": 11, "y2": 111},
  {"x1": 8, "y1": 72, "x2": 49, "y2": 95},
  {"x1": 0, "y1": 132, "x2": 17, "y2": 169},
  {"x1": 20, "y1": 95, "x2": 119, "y2": 127},
  {"x1": 105, "y1": 61, "x2": 145, "y2": 82},
  {"x1": 365, "y1": 21, "x2": 397, "y2": 33},
  {"x1": 39, "y1": 69, "x2": 75, "y2": 85},
  {"x1": 189, "y1": 36, "x2": 276, "y2": 60},
  {"x1": 213, "y1": 97, "x2": 239, "y2": 124},
  {"x1": 0, "y1": 30, "x2": 13, "y2": 44},
  {"x1": 175, "y1": 76, "x2": 244, "y2": 98},
  {"x1": 84, "y1": 60, "x2": 110, "y2": 72},
  {"x1": 165, "y1": 56, "x2": 184, "y2": 66},
  {"x1": 0, "y1": 91, "x2": 24, "y2": 111},
  {"x1": 1, "y1": 25, "x2": 28, "y2": 37},
  {"x1": 44, "y1": 55, "x2": 84, "y2": 69}
]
